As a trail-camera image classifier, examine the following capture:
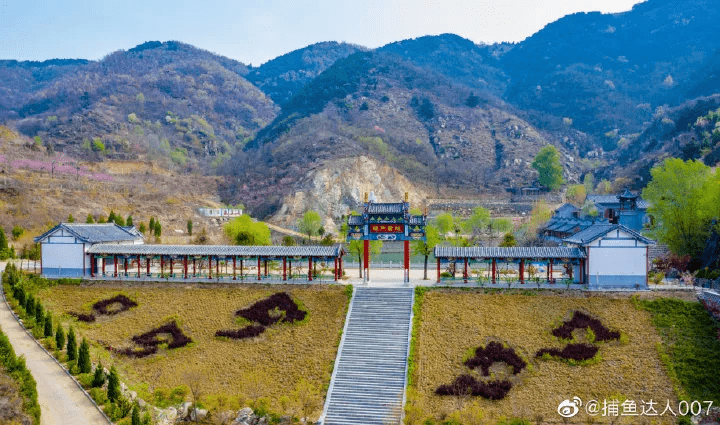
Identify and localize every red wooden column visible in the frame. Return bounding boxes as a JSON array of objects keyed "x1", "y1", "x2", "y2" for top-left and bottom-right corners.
[
  {"x1": 579, "y1": 259, "x2": 585, "y2": 285},
  {"x1": 257, "y1": 257, "x2": 261, "y2": 281},
  {"x1": 283, "y1": 257, "x2": 287, "y2": 281},
  {"x1": 492, "y1": 259, "x2": 497, "y2": 284},
  {"x1": 101, "y1": 256, "x2": 106, "y2": 276},
  {"x1": 463, "y1": 258, "x2": 468, "y2": 283},
  {"x1": 170, "y1": 258, "x2": 174, "y2": 277},
  {"x1": 208, "y1": 256, "x2": 212, "y2": 279},
  {"x1": 549, "y1": 259, "x2": 554, "y2": 283},
  {"x1": 436, "y1": 258, "x2": 441, "y2": 284},
  {"x1": 216, "y1": 257, "x2": 220, "y2": 278},
  {"x1": 240, "y1": 259, "x2": 244, "y2": 279},
  {"x1": 233, "y1": 257, "x2": 237, "y2": 280},
  {"x1": 363, "y1": 240, "x2": 370, "y2": 283},
  {"x1": 90, "y1": 254, "x2": 95, "y2": 277},
  {"x1": 124, "y1": 257, "x2": 128, "y2": 277},
  {"x1": 184, "y1": 256, "x2": 188, "y2": 279},
  {"x1": 519, "y1": 259, "x2": 524, "y2": 284},
  {"x1": 146, "y1": 257, "x2": 151, "y2": 276},
  {"x1": 339, "y1": 257, "x2": 343, "y2": 278},
  {"x1": 308, "y1": 257, "x2": 313, "y2": 281},
  {"x1": 264, "y1": 260, "x2": 268, "y2": 277},
  {"x1": 404, "y1": 240, "x2": 410, "y2": 283},
  {"x1": 334, "y1": 258, "x2": 338, "y2": 282},
  {"x1": 192, "y1": 258, "x2": 196, "y2": 277},
  {"x1": 137, "y1": 256, "x2": 141, "y2": 277},
  {"x1": 113, "y1": 255, "x2": 118, "y2": 277}
]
